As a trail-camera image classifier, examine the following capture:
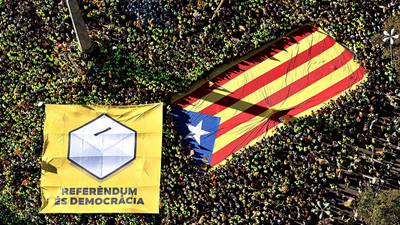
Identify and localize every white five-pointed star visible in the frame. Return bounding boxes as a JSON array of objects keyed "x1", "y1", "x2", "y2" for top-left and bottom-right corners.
[{"x1": 185, "y1": 120, "x2": 210, "y2": 144}]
